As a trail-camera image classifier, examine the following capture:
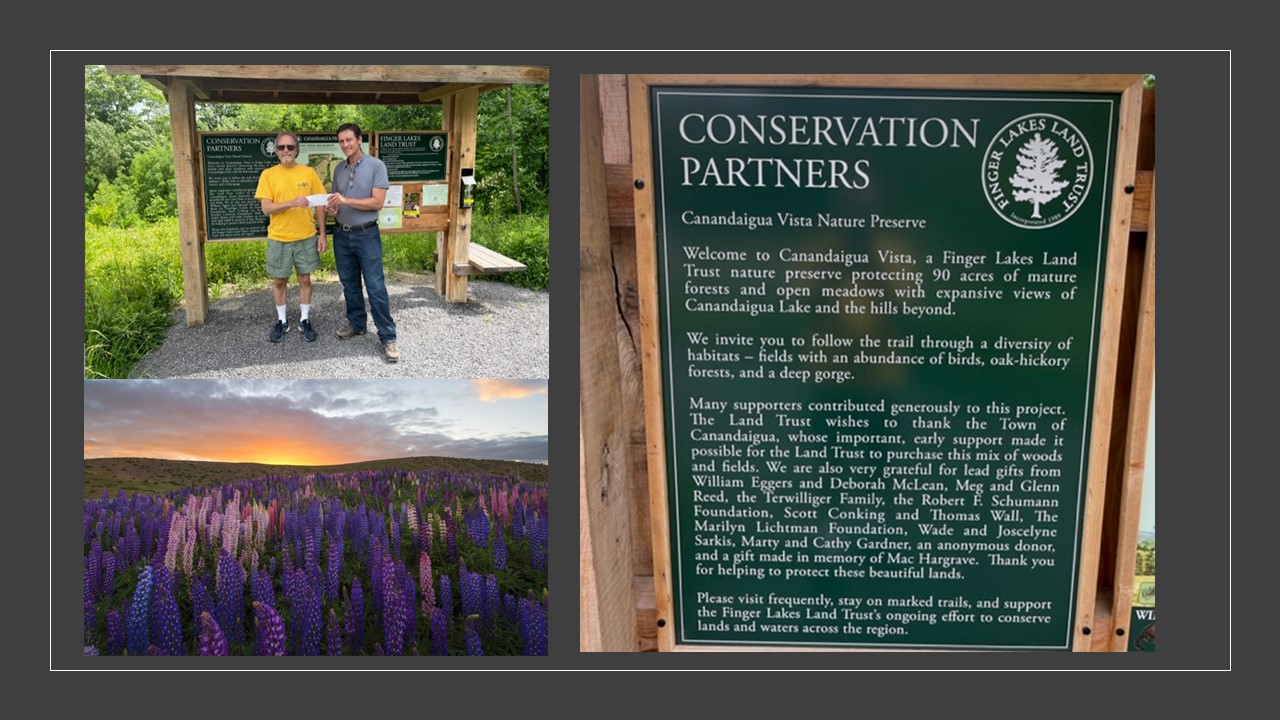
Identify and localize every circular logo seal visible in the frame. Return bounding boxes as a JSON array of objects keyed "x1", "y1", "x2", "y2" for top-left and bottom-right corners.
[
  {"x1": 429, "y1": 135, "x2": 445, "y2": 152},
  {"x1": 262, "y1": 137, "x2": 277, "y2": 157},
  {"x1": 981, "y1": 114, "x2": 1093, "y2": 229}
]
